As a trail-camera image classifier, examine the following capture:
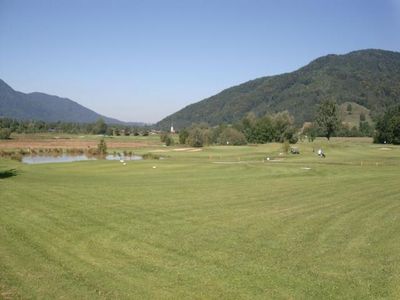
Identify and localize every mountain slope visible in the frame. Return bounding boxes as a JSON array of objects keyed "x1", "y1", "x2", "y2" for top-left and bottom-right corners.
[
  {"x1": 0, "y1": 79, "x2": 124, "y2": 124},
  {"x1": 157, "y1": 49, "x2": 400, "y2": 129}
]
